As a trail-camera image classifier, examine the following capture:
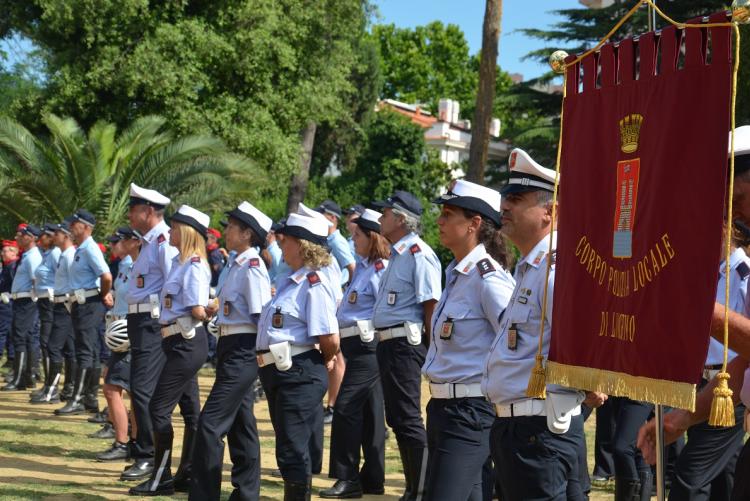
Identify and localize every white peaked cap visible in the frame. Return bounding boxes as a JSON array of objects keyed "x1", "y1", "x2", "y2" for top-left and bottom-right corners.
[
  {"x1": 731, "y1": 126, "x2": 750, "y2": 157},
  {"x1": 233, "y1": 201, "x2": 273, "y2": 233},
  {"x1": 172, "y1": 204, "x2": 210, "y2": 237},
  {"x1": 129, "y1": 183, "x2": 170, "y2": 207},
  {"x1": 354, "y1": 208, "x2": 383, "y2": 233},
  {"x1": 277, "y1": 213, "x2": 329, "y2": 246},
  {"x1": 298, "y1": 202, "x2": 334, "y2": 228},
  {"x1": 434, "y1": 179, "x2": 502, "y2": 226},
  {"x1": 501, "y1": 148, "x2": 559, "y2": 195}
]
